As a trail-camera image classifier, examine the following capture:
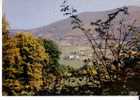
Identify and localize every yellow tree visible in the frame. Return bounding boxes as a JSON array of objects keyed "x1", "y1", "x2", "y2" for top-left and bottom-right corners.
[
  {"x1": 2, "y1": 16, "x2": 22, "y2": 95},
  {"x1": 14, "y1": 32, "x2": 49, "y2": 92},
  {"x1": 3, "y1": 31, "x2": 49, "y2": 95}
]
